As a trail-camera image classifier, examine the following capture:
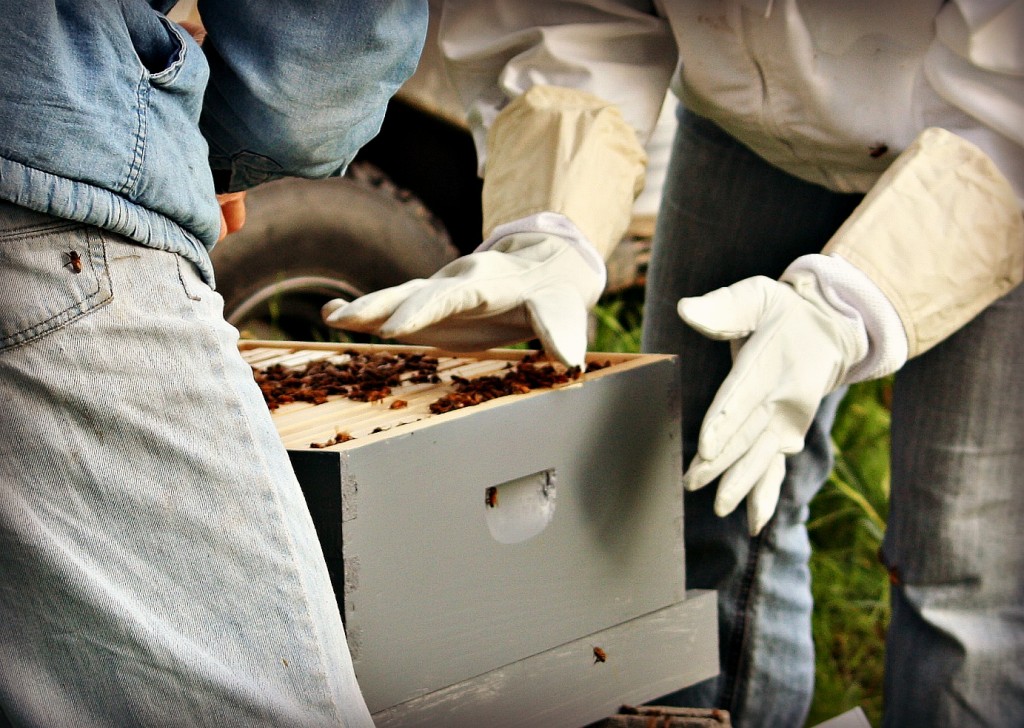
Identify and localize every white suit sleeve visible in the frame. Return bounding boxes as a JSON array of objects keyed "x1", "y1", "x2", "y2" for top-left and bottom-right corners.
[
  {"x1": 924, "y1": 0, "x2": 1024, "y2": 203},
  {"x1": 806, "y1": 128, "x2": 1023, "y2": 362},
  {"x1": 438, "y1": 0, "x2": 677, "y2": 171},
  {"x1": 786, "y1": 4, "x2": 1024, "y2": 372}
]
